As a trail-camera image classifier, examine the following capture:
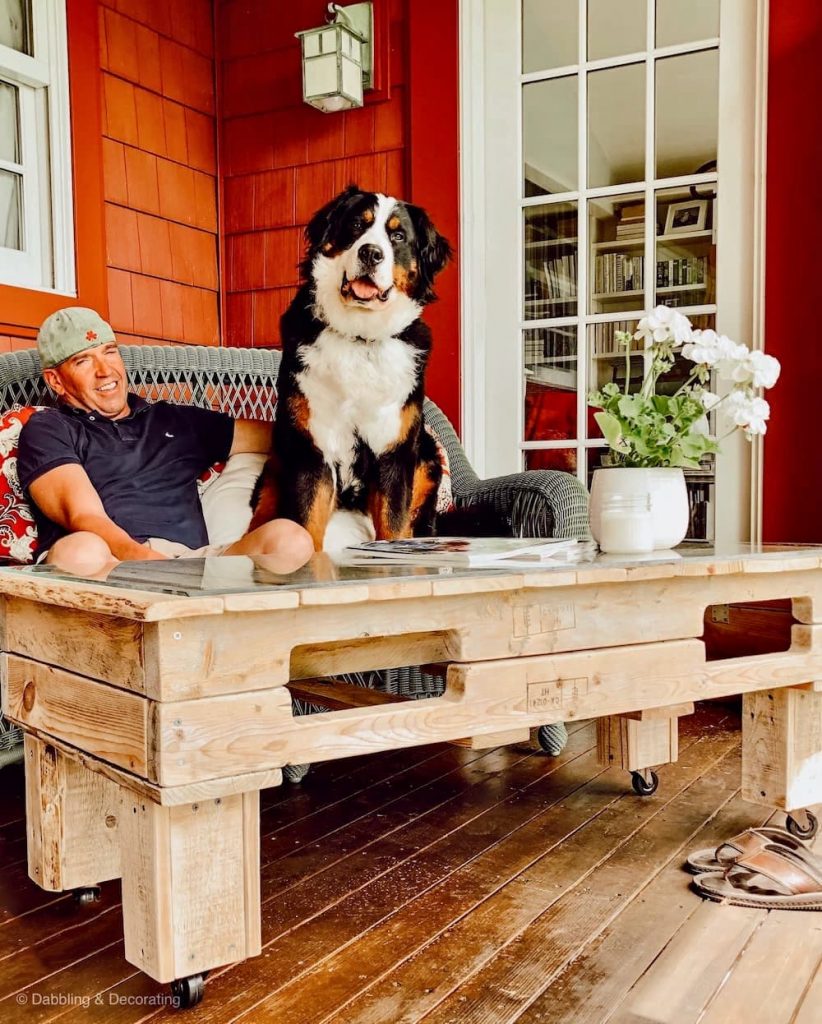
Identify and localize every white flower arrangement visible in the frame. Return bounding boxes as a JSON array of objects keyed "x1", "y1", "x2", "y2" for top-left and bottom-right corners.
[{"x1": 589, "y1": 306, "x2": 781, "y2": 468}]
